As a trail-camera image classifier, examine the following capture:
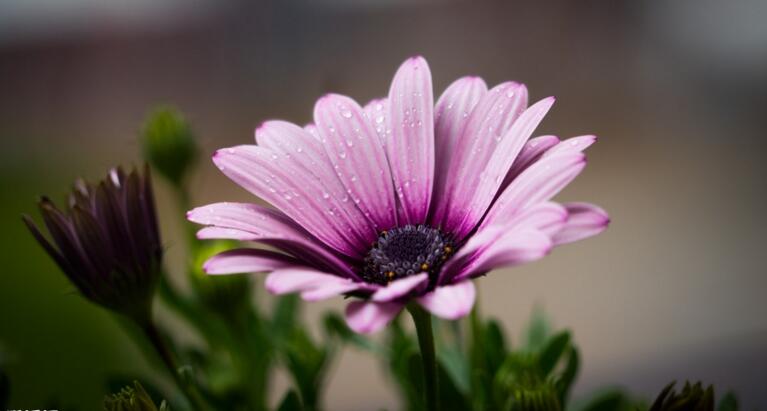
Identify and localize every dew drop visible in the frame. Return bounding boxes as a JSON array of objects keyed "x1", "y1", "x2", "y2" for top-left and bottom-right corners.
[{"x1": 341, "y1": 110, "x2": 353, "y2": 119}]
